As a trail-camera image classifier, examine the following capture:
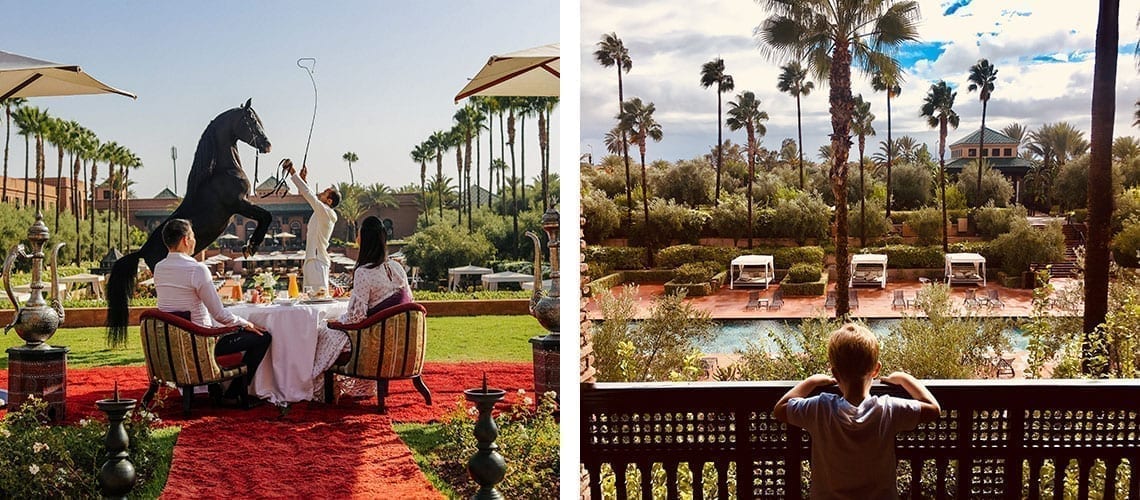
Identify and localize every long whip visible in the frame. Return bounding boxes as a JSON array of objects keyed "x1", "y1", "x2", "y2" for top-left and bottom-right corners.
[
  {"x1": 297, "y1": 57, "x2": 317, "y2": 171},
  {"x1": 262, "y1": 58, "x2": 317, "y2": 198}
]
